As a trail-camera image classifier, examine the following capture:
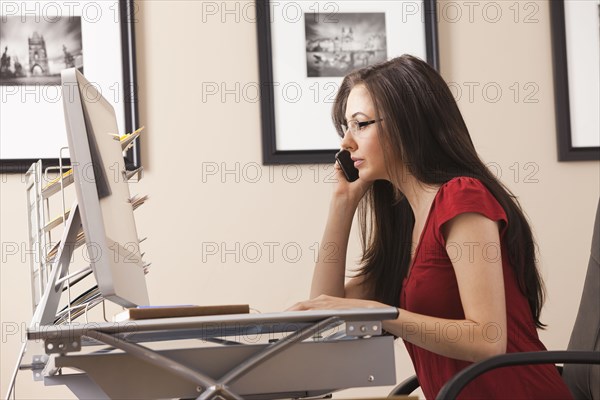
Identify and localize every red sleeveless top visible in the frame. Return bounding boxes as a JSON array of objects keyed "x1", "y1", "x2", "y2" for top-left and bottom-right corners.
[{"x1": 400, "y1": 177, "x2": 572, "y2": 399}]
